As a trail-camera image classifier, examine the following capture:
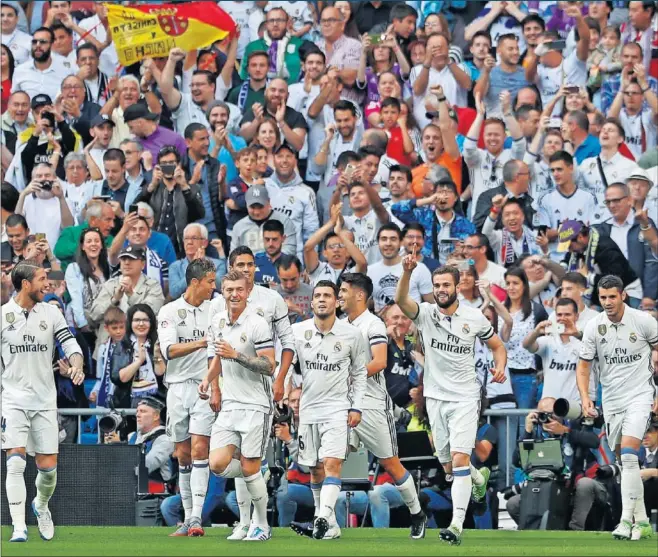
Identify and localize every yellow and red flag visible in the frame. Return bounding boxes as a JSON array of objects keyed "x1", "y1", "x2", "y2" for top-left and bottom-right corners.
[{"x1": 106, "y1": 2, "x2": 236, "y2": 67}]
